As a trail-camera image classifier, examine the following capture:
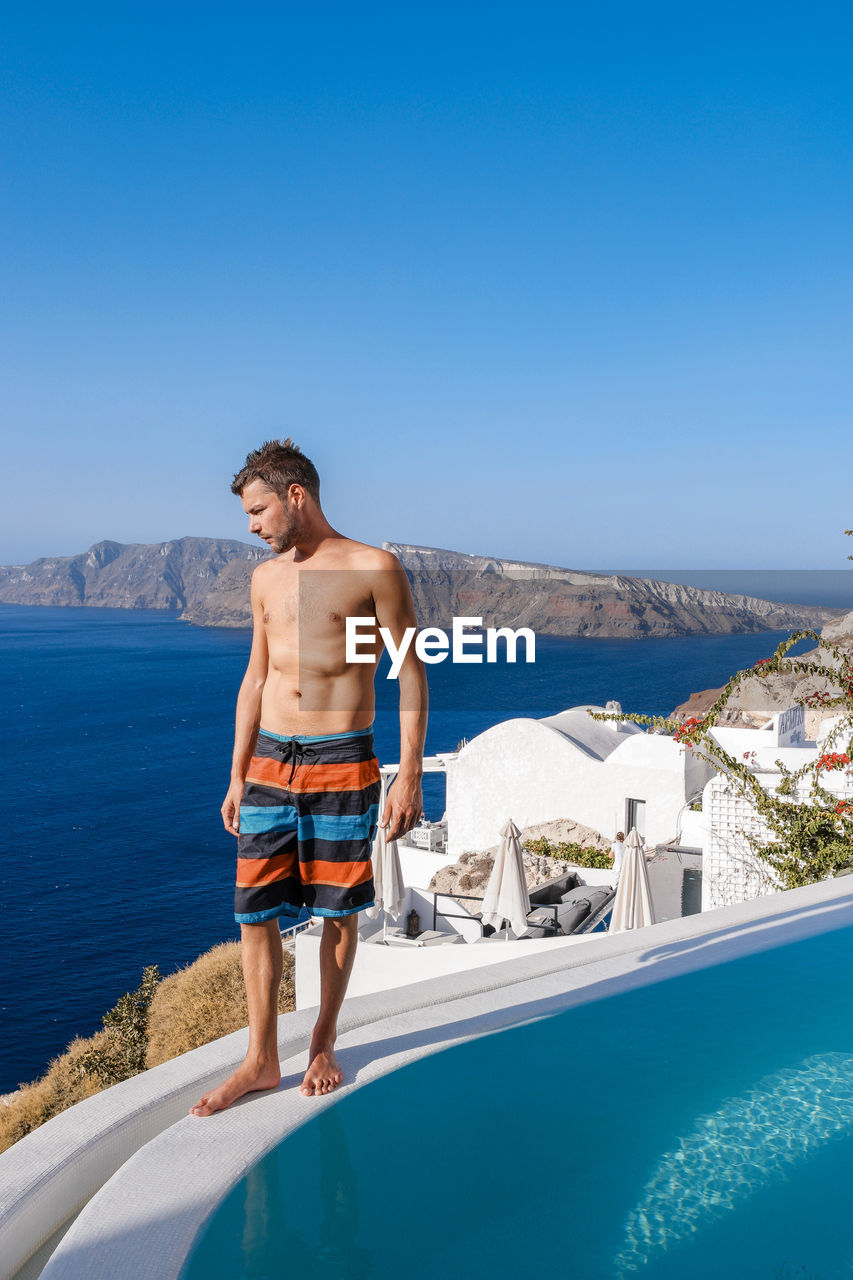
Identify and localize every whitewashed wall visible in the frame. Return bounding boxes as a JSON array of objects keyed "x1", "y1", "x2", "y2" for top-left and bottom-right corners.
[{"x1": 445, "y1": 717, "x2": 710, "y2": 856}]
